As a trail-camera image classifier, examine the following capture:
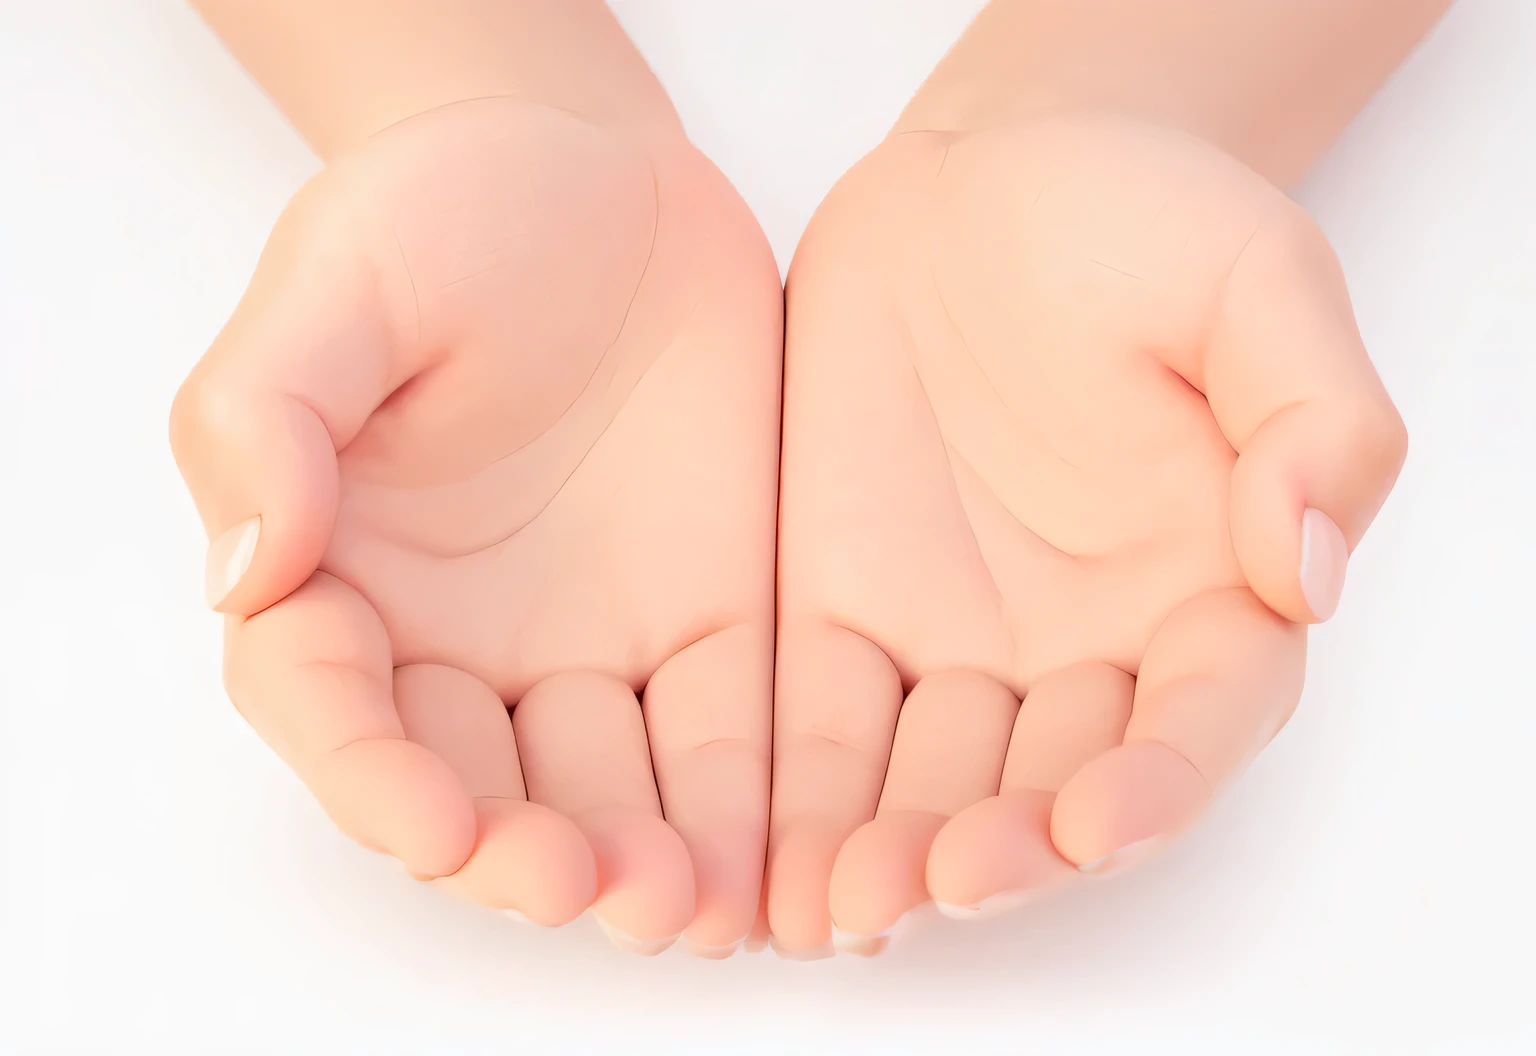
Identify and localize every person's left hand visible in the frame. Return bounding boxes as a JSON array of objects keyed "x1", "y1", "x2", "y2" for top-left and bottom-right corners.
[{"x1": 768, "y1": 114, "x2": 1407, "y2": 956}]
